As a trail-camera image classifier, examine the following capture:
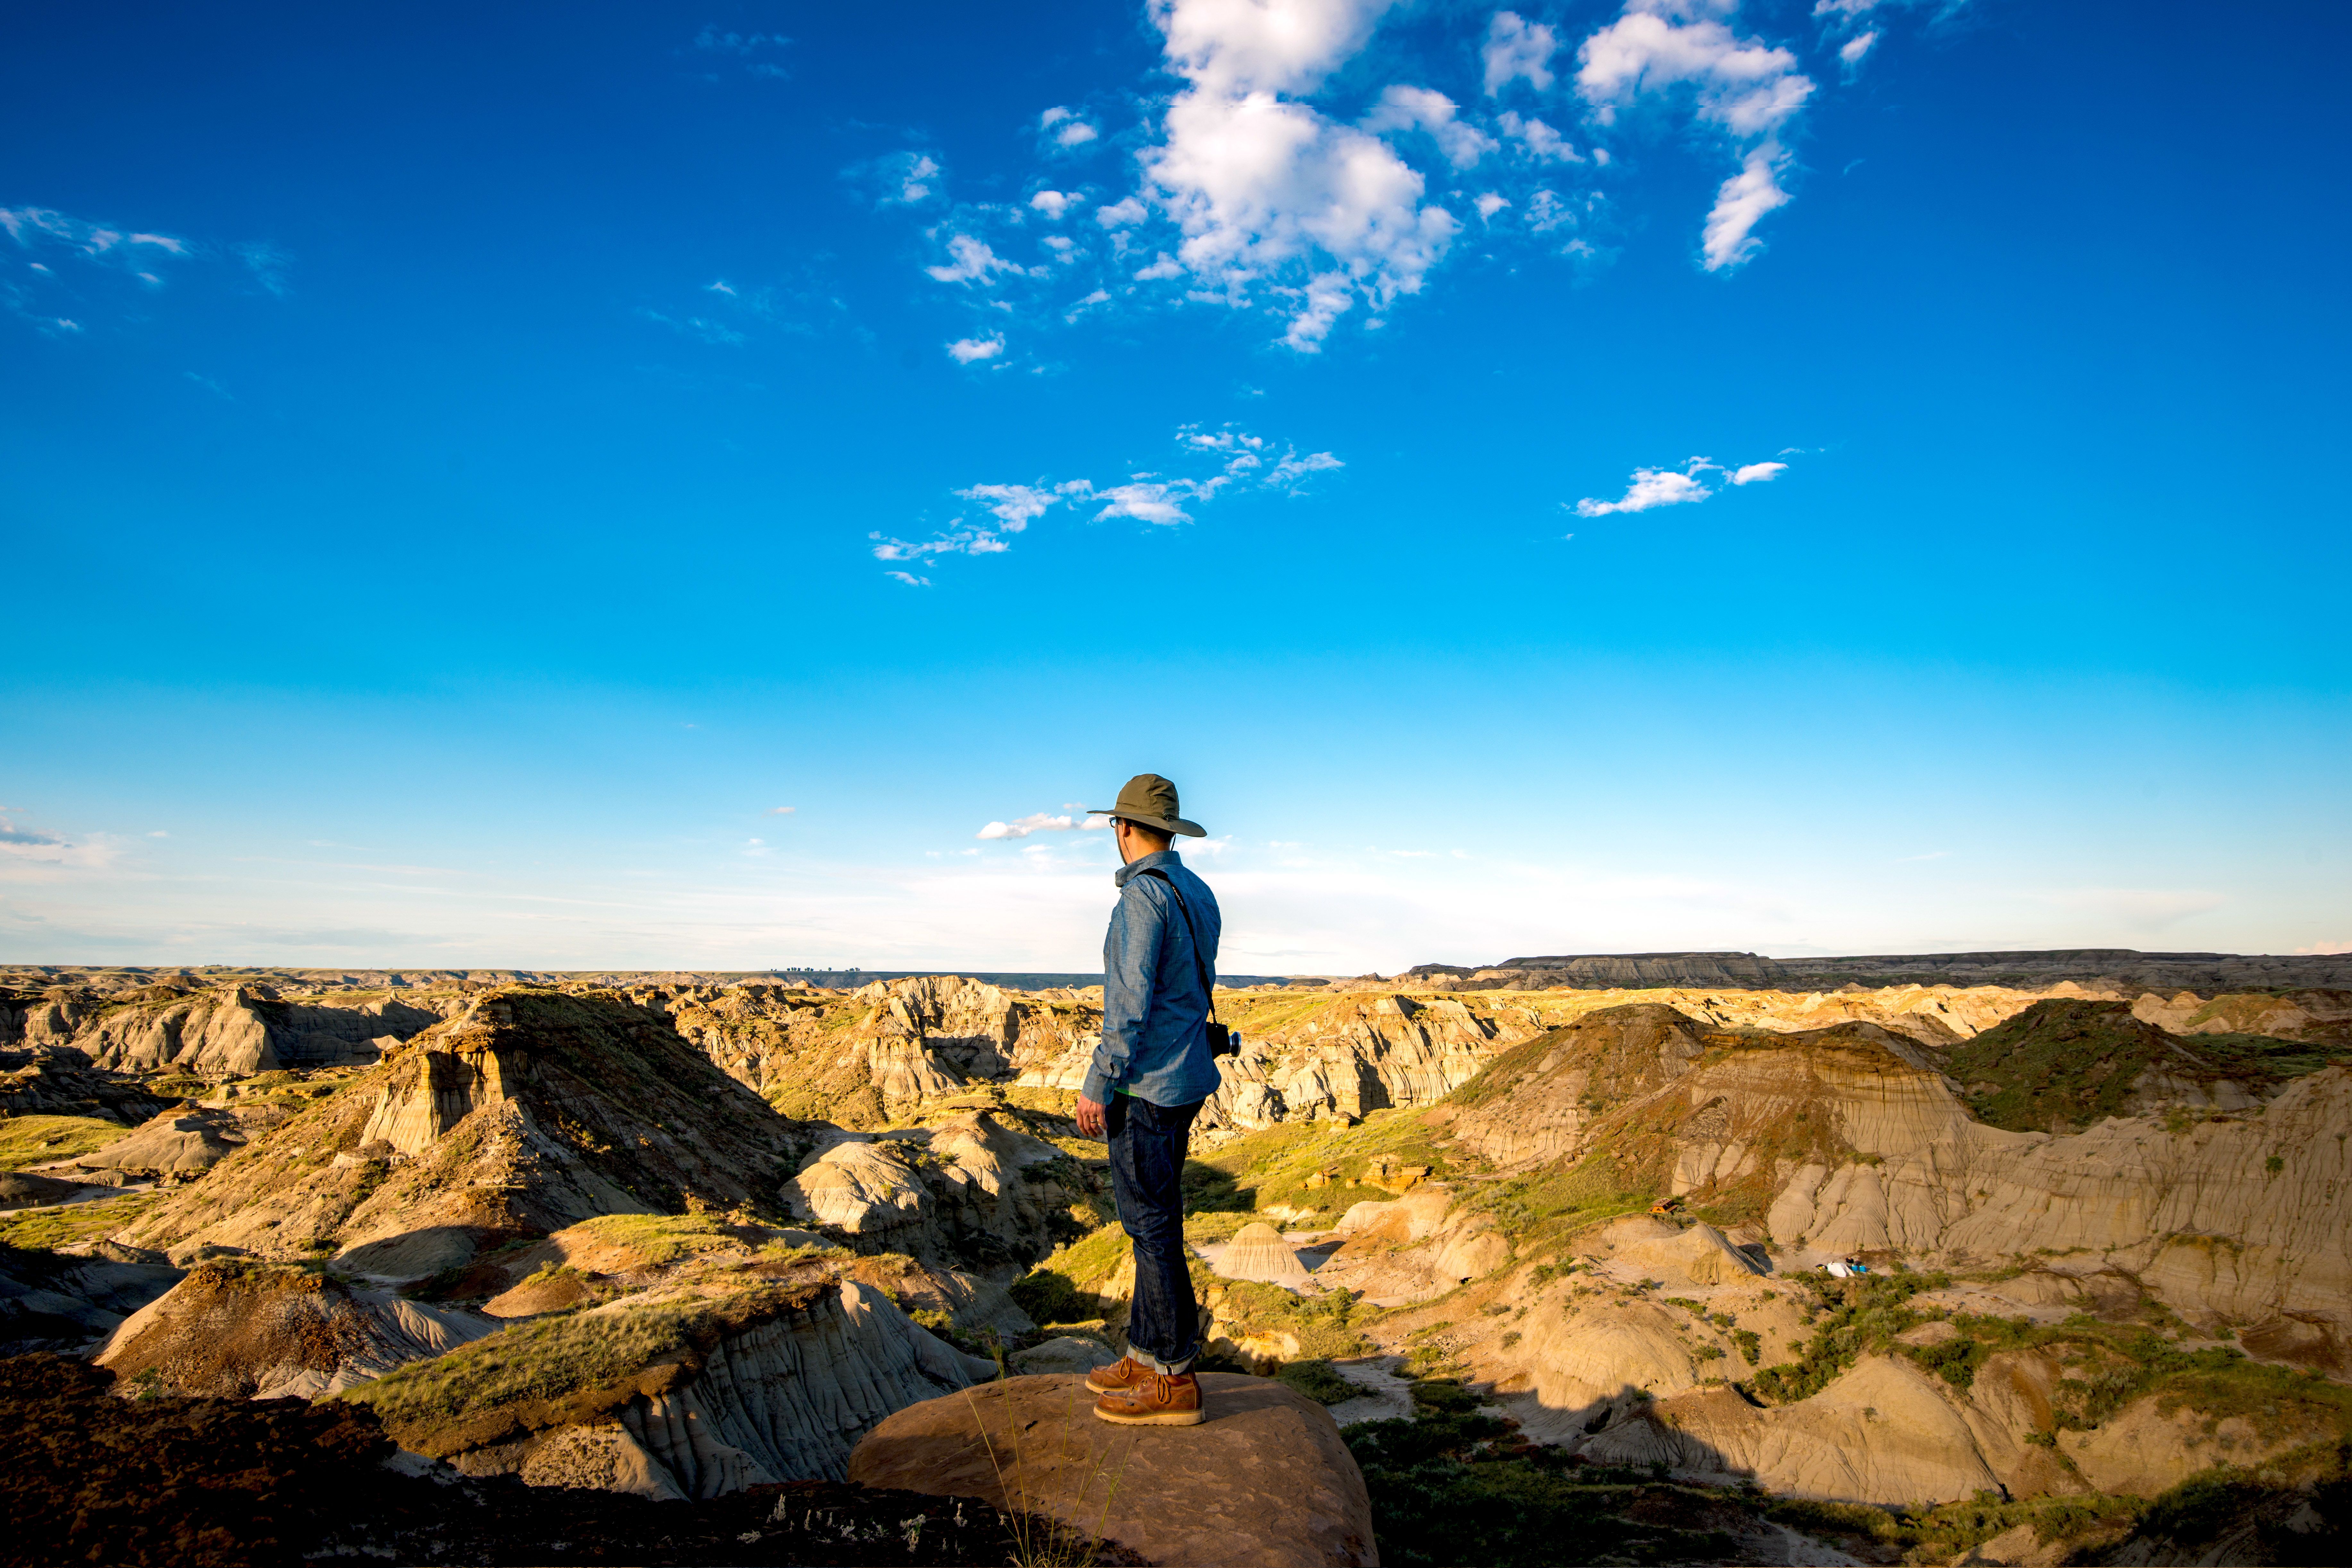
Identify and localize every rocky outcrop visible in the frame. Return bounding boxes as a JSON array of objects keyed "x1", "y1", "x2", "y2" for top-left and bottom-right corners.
[
  {"x1": 0, "y1": 1042, "x2": 180, "y2": 1125},
  {"x1": 4, "y1": 1351, "x2": 1097, "y2": 1568},
  {"x1": 1586, "y1": 1356, "x2": 2006, "y2": 1504},
  {"x1": 850, "y1": 1372, "x2": 1379, "y2": 1568},
  {"x1": 1412, "y1": 949, "x2": 2352, "y2": 992},
  {"x1": 67, "y1": 1102, "x2": 291, "y2": 1180},
  {"x1": 1217, "y1": 1222, "x2": 1313, "y2": 1286},
  {"x1": 95, "y1": 1259, "x2": 496, "y2": 1398},
  {"x1": 24, "y1": 985, "x2": 446, "y2": 1079},
  {"x1": 0, "y1": 1239, "x2": 183, "y2": 1353},
  {"x1": 666, "y1": 976, "x2": 1100, "y2": 1125},
  {"x1": 345, "y1": 1274, "x2": 993, "y2": 1496},
  {"x1": 122, "y1": 988, "x2": 817, "y2": 1279},
  {"x1": 782, "y1": 1109, "x2": 1083, "y2": 1277}
]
